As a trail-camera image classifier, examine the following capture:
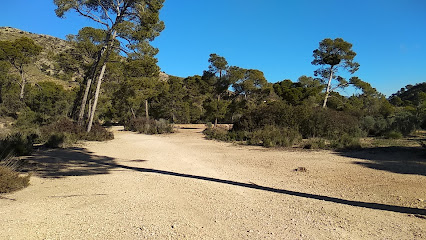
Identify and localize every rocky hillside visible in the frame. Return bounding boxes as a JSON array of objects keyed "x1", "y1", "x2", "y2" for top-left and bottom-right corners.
[
  {"x1": 0, "y1": 27, "x2": 171, "y2": 87},
  {"x1": 0, "y1": 27, "x2": 81, "y2": 89}
]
